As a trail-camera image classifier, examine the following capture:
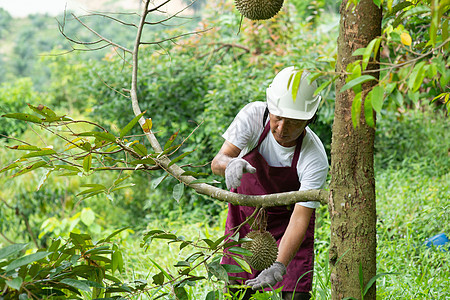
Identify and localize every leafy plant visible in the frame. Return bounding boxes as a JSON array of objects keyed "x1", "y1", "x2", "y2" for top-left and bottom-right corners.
[{"x1": 0, "y1": 229, "x2": 129, "y2": 299}]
